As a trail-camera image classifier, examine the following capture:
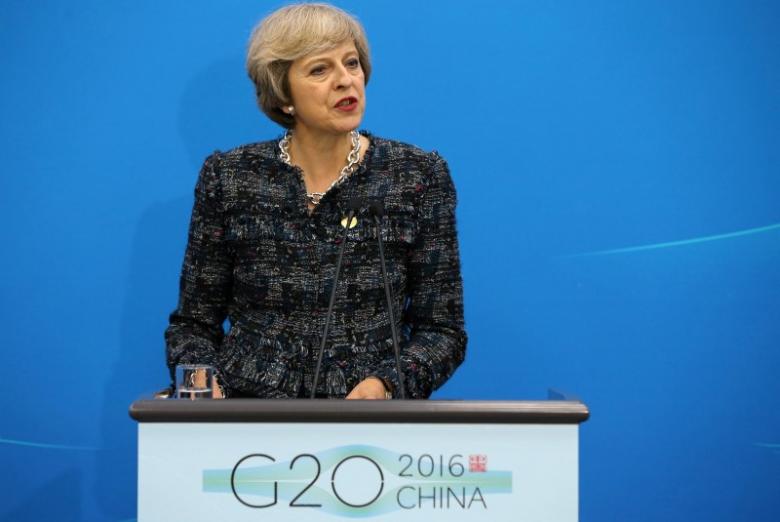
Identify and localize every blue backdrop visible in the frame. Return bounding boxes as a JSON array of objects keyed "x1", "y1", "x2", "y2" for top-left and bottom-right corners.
[{"x1": 1, "y1": 1, "x2": 778, "y2": 520}]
